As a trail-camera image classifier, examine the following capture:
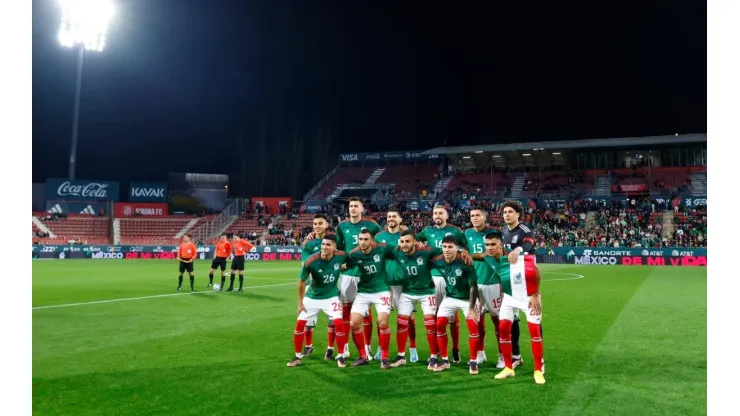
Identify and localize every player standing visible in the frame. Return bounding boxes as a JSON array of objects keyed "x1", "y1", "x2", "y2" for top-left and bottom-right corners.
[
  {"x1": 485, "y1": 231, "x2": 545, "y2": 384},
  {"x1": 301, "y1": 214, "x2": 336, "y2": 359},
  {"x1": 500, "y1": 201, "x2": 544, "y2": 372},
  {"x1": 335, "y1": 198, "x2": 383, "y2": 359},
  {"x1": 208, "y1": 234, "x2": 232, "y2": 289},
  {"x1": 287, "y1": 235, "x2": 349, "y2": 368},
  {"x1": 375, "y1": 208, "x2": 419, "y2": 363},
  {"x1": 429, "y1": 236, "x2": 480, "y2": 374},
  {"x1": 345, "y1": 230, "x2": 395, "y2": 369},
  {"x1": 176, "y1": 234, "x2": 197, "y2": 291},
  {"x1": 464, "y1": 206, "x2": 505, "y2": 368},
  {"x1": 227, "y1": 235, "x2": 254, "y2": 292},
  {"x1": 416, "y1": 205, "x2": 468, "y2": 364}
]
